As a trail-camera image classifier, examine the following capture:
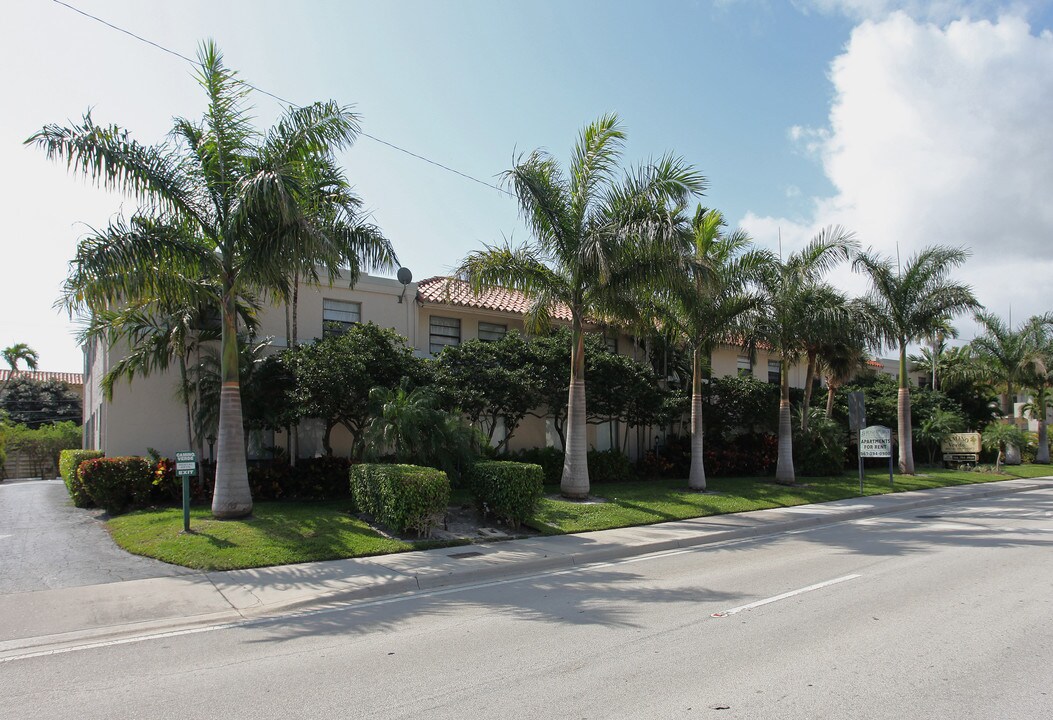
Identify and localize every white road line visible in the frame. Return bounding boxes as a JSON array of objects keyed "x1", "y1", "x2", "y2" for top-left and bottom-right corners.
[{"x1": 711, "y1": 574, "x2": 861, "y2": 618}]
